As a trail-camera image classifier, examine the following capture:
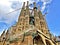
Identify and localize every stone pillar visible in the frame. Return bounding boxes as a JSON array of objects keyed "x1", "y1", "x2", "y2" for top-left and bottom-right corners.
[
  {"x1": 33, "y1": 2, "x2": 40, "y2": 30},
  {"x1": 28, "y1": 36, "x2": 33, "y2": 45},
  {"x1": 25, "y1": 1, "x2": 30, "y2": 30},
  {"x1": 16, "y1": 2, "x2": 25, "y2": 33}
]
